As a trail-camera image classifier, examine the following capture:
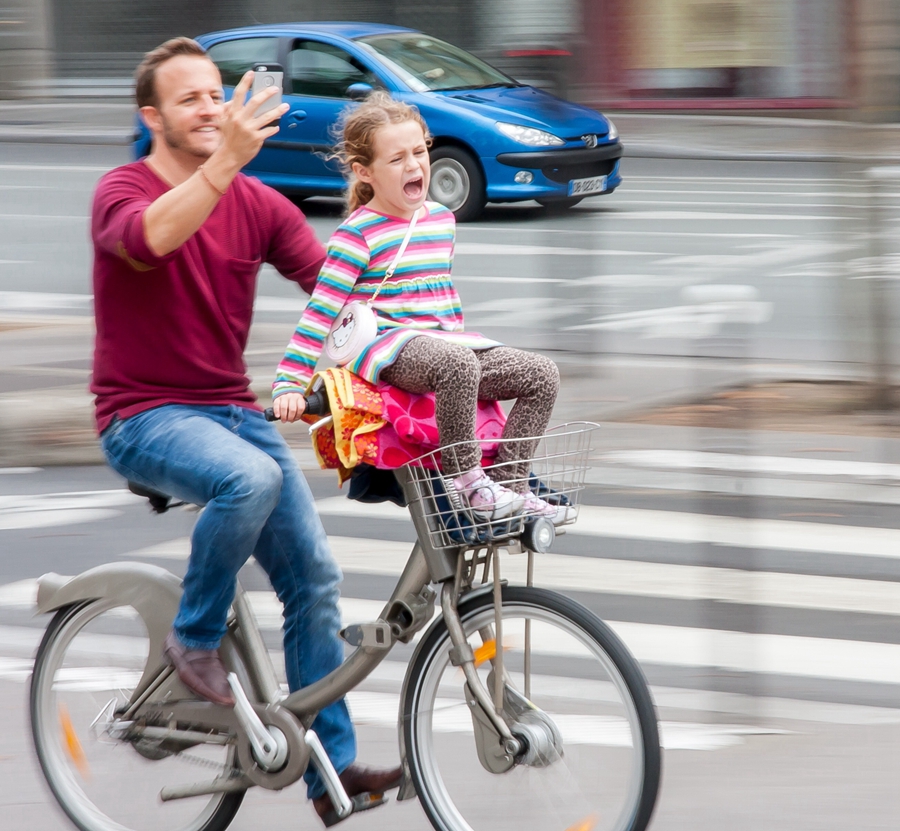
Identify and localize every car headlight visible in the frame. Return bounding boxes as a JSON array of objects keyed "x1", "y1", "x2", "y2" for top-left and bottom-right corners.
[
  {"x1": 497, "y1": 122, "x2": 564, "y2": 147},
  {"x1": 606, "y1": 119, "x2": 618, "y2": 141}
]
